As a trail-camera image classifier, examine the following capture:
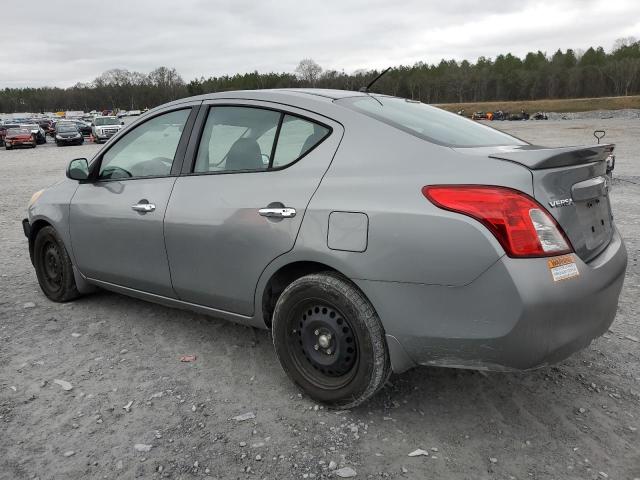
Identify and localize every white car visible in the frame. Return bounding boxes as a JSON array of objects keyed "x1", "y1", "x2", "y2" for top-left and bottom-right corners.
[
  {"x1": 91, "y1": 116, "x2": 124, "y2": 144},
  {"x1": 19, "y1": 124, "x2": 46, "y2": 144}
]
